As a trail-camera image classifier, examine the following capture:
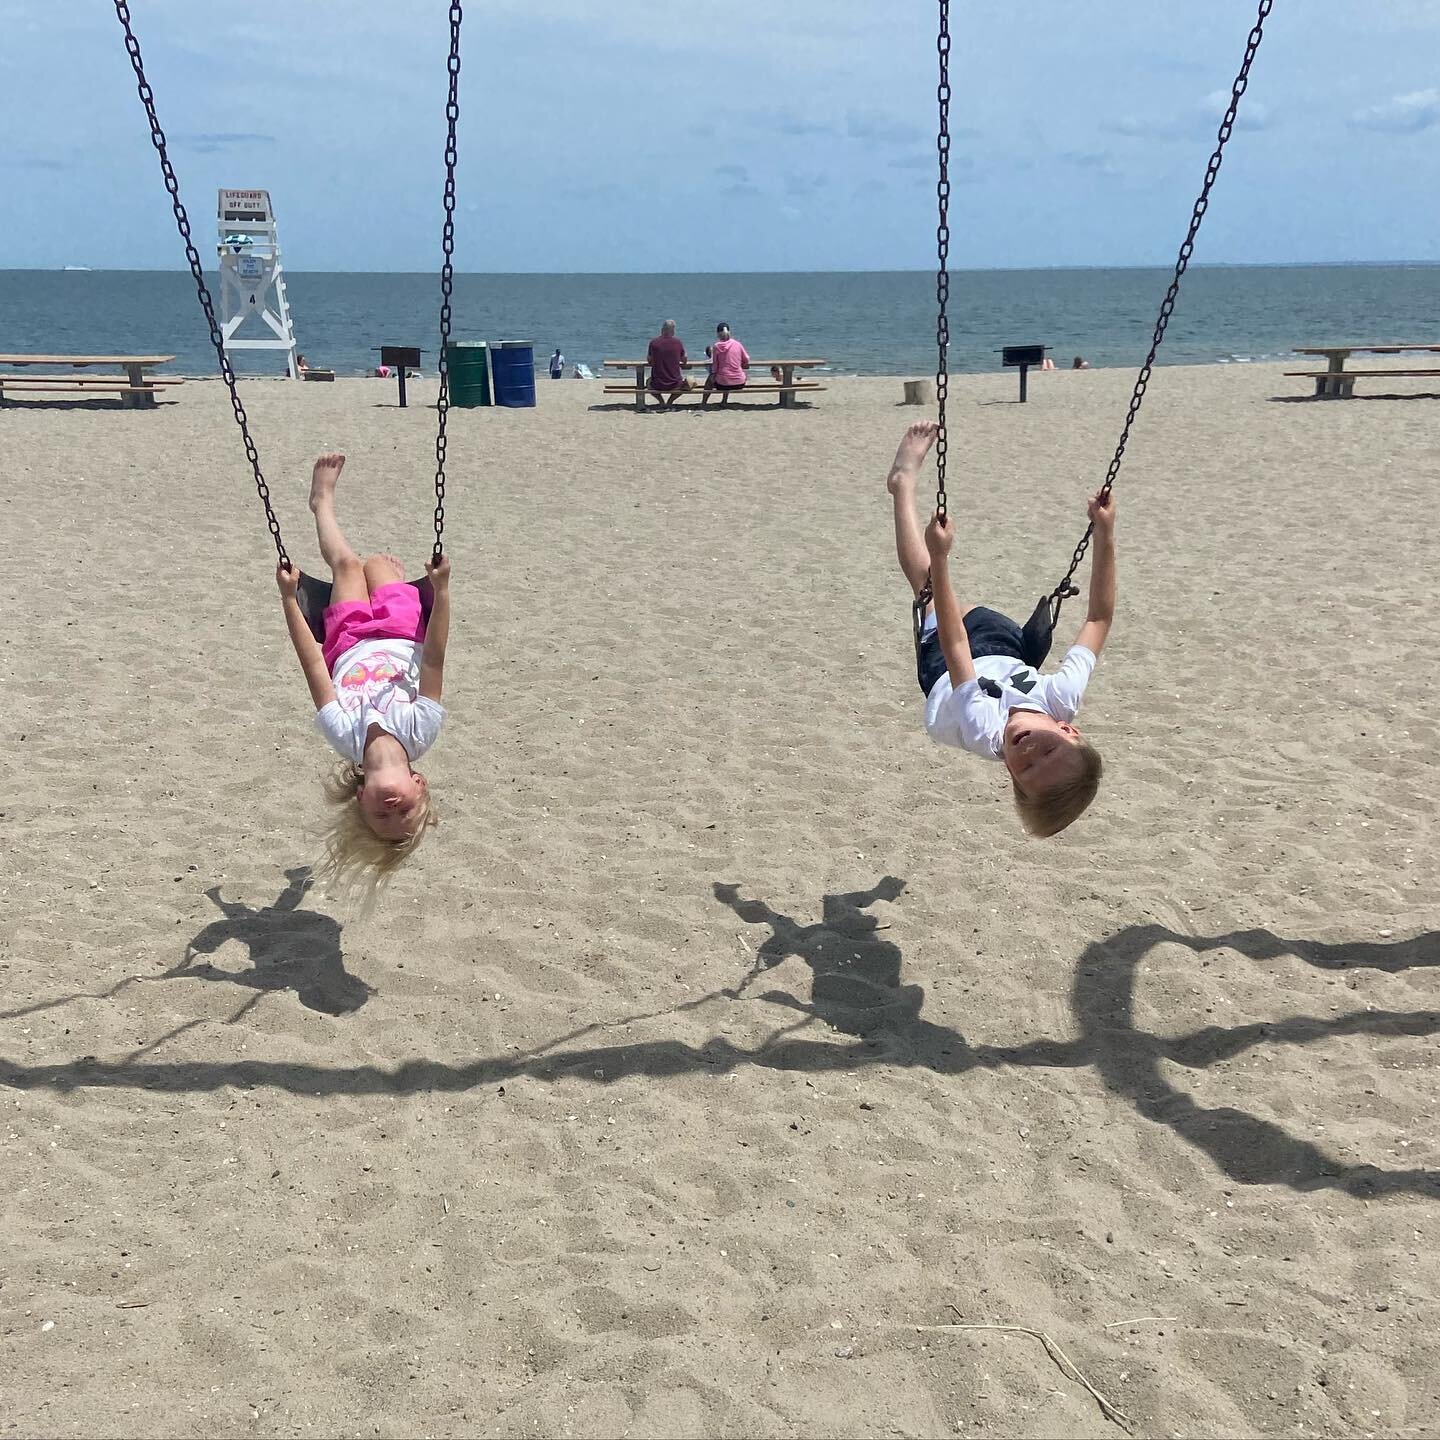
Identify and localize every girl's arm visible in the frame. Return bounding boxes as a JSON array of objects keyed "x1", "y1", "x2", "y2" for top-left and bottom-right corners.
[
  {"x1": 419, "y1": 556, "x2": 451, "y2": 701},
  {"x1": 925, "y1": 514, "x2": 976, "y2": 686},
  {"x1": 277, "y1": 565, "x2": 336, "y2": 710}
]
